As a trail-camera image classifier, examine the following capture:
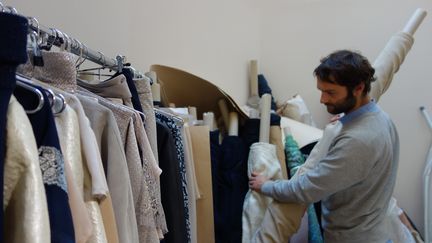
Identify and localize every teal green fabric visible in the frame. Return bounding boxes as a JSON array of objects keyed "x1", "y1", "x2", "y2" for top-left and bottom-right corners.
[{"x1": 285, "y1": 134, "x2": 323, "y2": 243}]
